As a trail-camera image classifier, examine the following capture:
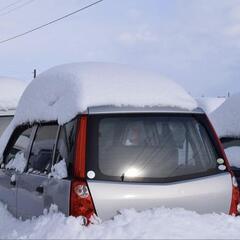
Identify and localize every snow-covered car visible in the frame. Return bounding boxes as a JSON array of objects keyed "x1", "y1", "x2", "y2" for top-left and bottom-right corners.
[
  {"x1": 210, "y1": 94, "x2": 240, "y2": 184},
  {"x1": 0, "y1": 77, "x2": 27, "y2": 137},
  {"x1": 0, "y1": 63, "x2": 238, "y2": 223}
]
